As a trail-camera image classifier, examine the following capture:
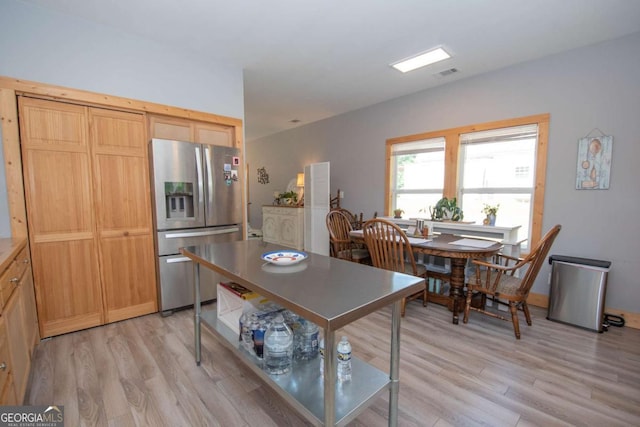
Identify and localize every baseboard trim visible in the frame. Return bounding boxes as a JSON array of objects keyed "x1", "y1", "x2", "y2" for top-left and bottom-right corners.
[{"x1": 528, "y1": 292, "x2": 639, "y2": 330}]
